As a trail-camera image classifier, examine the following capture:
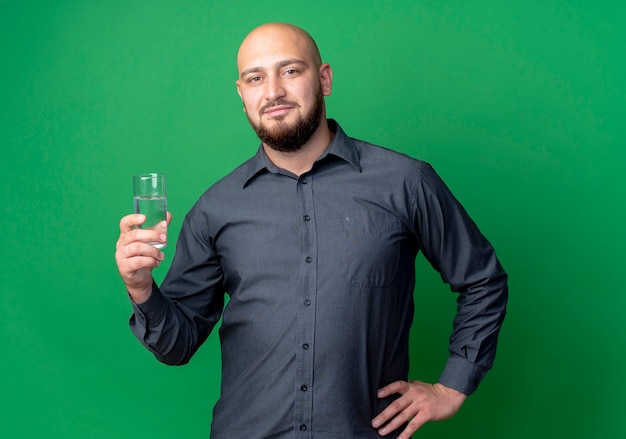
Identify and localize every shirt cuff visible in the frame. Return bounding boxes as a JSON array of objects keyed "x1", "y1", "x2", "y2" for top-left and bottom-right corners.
[
  {"x1": 129, "y1": 283, "x2": 169, "y2": 336},
  {"x1": 437, "y1": 354, "x2": 487, "y2": 396}
]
